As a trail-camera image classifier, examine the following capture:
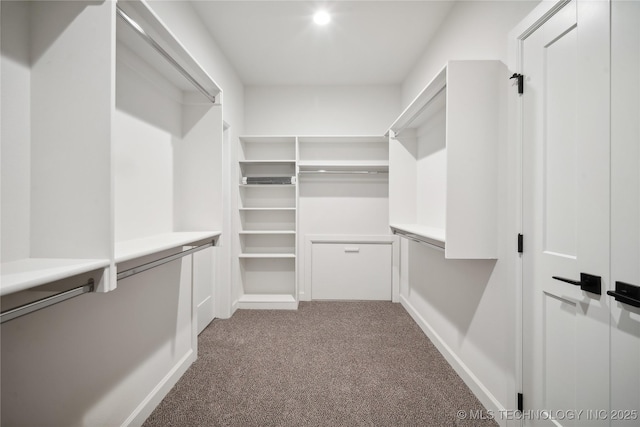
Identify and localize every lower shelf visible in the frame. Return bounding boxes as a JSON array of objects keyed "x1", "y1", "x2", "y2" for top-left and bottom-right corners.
[
  {"x1": 237, "y1": 294, "x2": 298, "y2": 310},
  {"x1": 0, "y1": 258, "x2": 110, "y2": 296}
]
